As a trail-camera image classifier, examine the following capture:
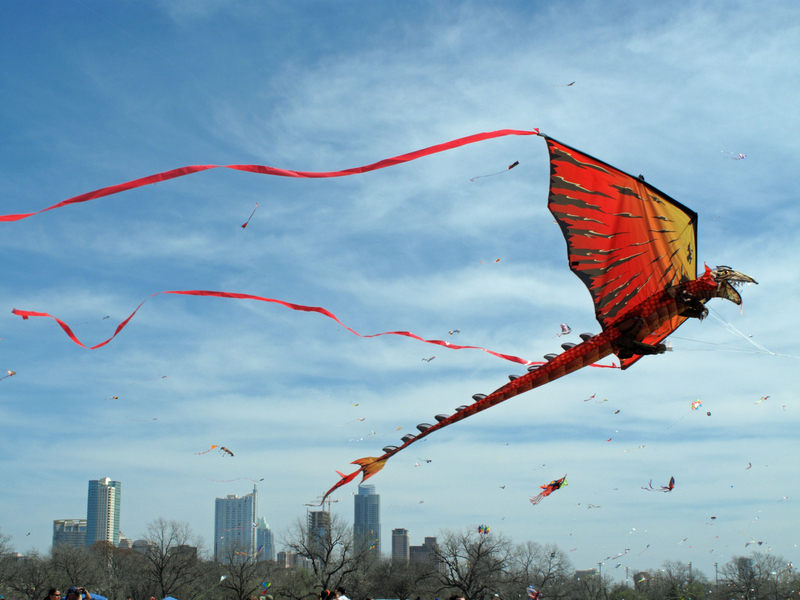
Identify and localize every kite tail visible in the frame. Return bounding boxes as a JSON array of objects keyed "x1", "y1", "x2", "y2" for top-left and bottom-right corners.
[
  {"x1": 321, "y1": 456, "x2": 388, "y2": 504},
  {"x1": 529, "y1": 494, "x2": 545, "y2": 506}
]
